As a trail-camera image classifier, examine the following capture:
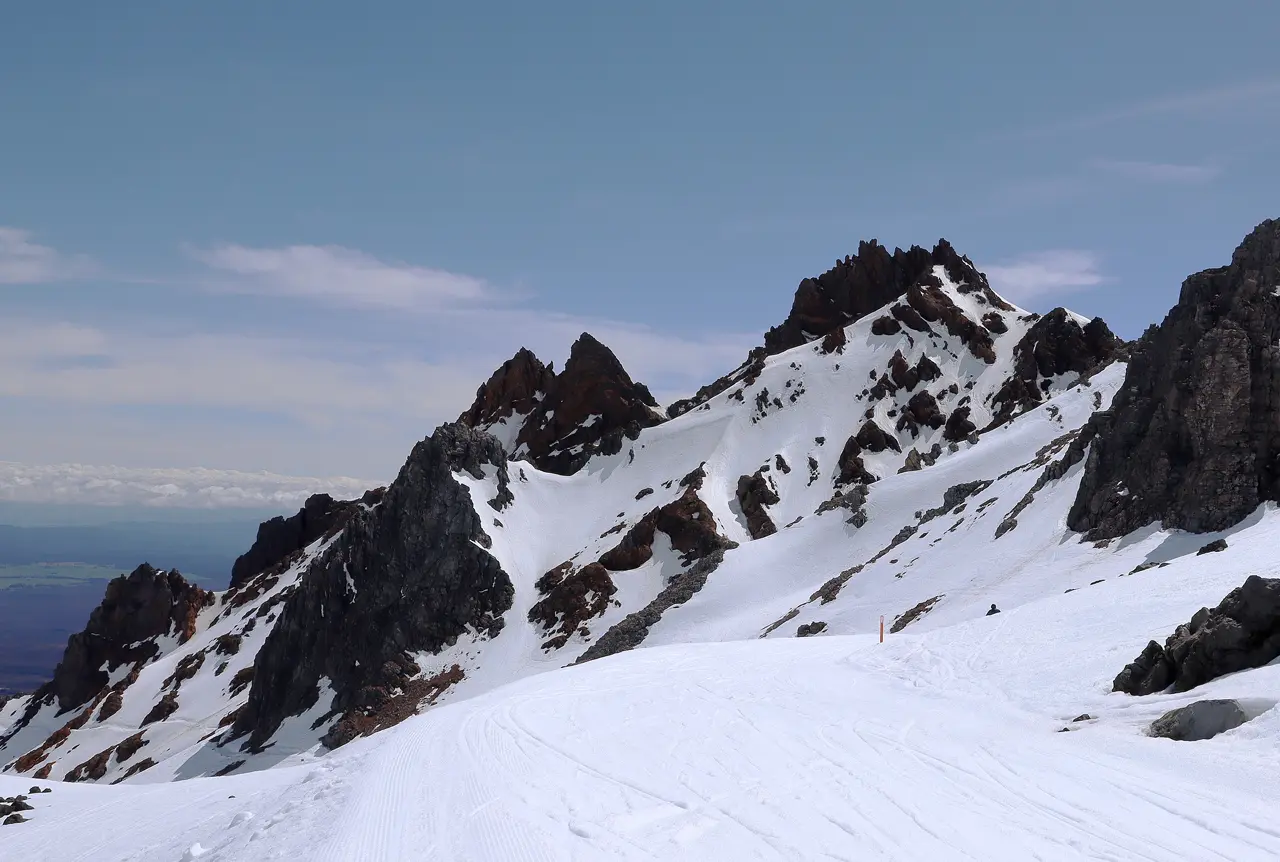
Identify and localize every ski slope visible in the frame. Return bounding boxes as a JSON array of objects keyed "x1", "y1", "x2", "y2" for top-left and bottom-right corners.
[{"x1": 5, "y1": 537, "x2": 1280, "y2": 861}]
